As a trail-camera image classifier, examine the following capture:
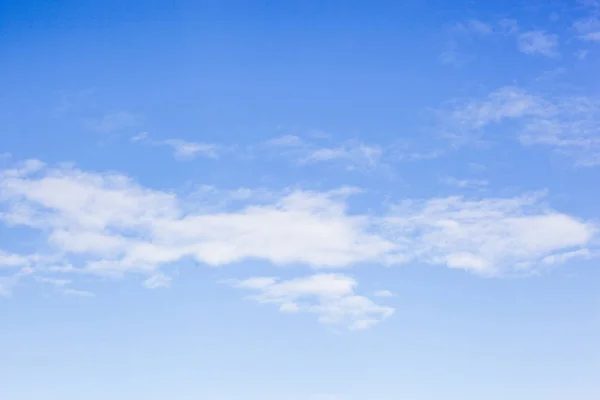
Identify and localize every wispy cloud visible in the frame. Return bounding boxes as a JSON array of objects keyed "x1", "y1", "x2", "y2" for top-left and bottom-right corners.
[
  {"x1": 55, "y1": 89, "x2": 95, "y2": 113},
  {"x1": 265, "y1": 135, "x2": 304, "y2": 147},
  {"x1": 143, "y1": 273, "x2": 171, "y2": 289},
  {"x1": 437, "y1": 86, "x2": 551, "y2": 146},
  {"x1": 441, "y1": 18, "x2": 561, "y2": 64},
  {"x1": 229, "y1": 274, "x2": 394, "y2": 330},
  {"x1": 132, "y1": 132, "x2": 219, "y2": 160},
  {"x1": 89, "y1": 111, "x2": 143, "y2": 133},
  {"x1": 517, "y1": 30, "x2": 559, "y2": 57},
  {"x1": 34, "y1": 276, "x2": 71, "y2": 286},
  {"x1": 441, "y1": 177, "x2": 489, "y2": 189},
  {"x1": 303, "y1": 143, "x2": 383, "y2": 171},
  {"x1": 63, "y1": 288, "x2": 95, "y2": 297},
  {"x1": 34, "y1": 276, "x2": 94, "y2": 297},
  {"x1": 573, "y1": 1, "x2": 600, "y2": 41},
  {"x1": 438, "y1": 85, "x2": 600, "y2": 165},
  {"x1": 541, "y1": 248, "x2": 593, "y2": 264},
  {"x1": 439, "y1": 19, "x2": 495, "y2": 66},
  {"x1": 266, "y1": 135, "x2": 386, "y2": 172},
  {"x1": 383, "y1": 192, "x2": 595, "y2": 275},
  {"x1": 0, "y1": 266, "x2": 33, "y2": 297},
  {"x1": 574, "y1": 16, "x2": 600, "y2": 41},
  {"x1": 0, "y1": 250, "x2": 30, "y2": 268}
]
